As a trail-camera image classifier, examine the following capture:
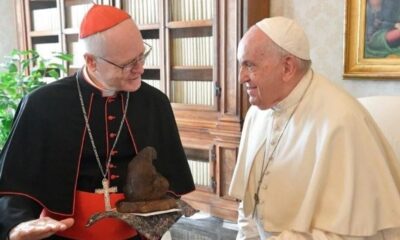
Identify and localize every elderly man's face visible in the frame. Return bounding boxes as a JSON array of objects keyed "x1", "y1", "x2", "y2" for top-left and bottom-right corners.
[
  {"x1": 237, "y1": 27, "x2": 285, "y2": 110},
  {"x1": 95, "y1": 19, "x2": 145, "y2": 92}
]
